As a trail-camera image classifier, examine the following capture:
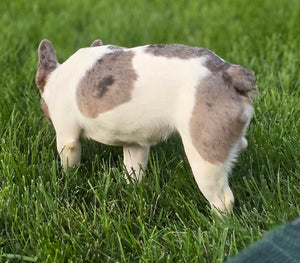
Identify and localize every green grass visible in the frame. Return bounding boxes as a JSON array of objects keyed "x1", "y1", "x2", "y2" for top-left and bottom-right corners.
[{"x1": 0, "y1": 0, "x2": 299, "y2": 262}]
